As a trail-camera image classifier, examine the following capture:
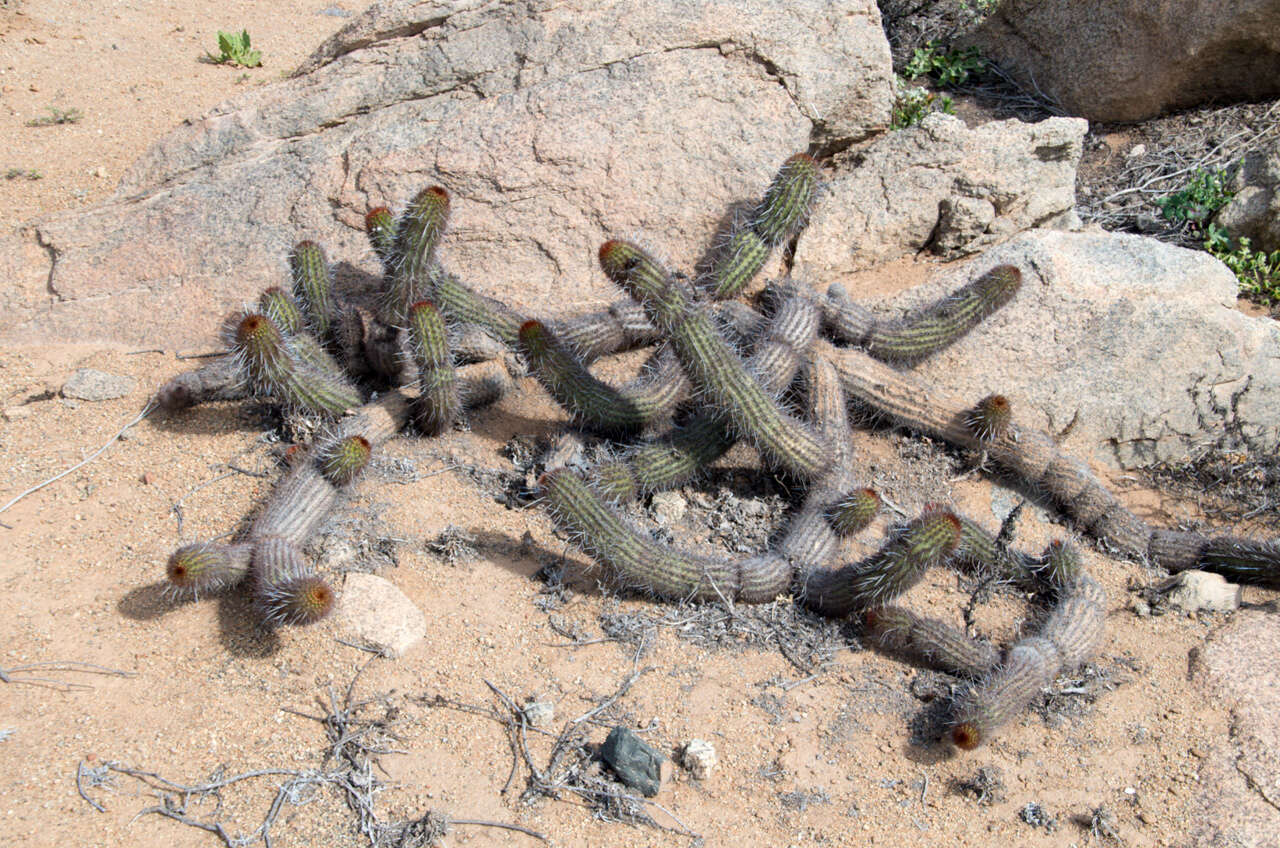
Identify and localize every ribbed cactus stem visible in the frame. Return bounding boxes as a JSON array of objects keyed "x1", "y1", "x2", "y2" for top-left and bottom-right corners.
[
  {"x1": 966, "y1": 394, "x2": 1012, "y2": 442},
  {"x1": 166, "y1": 541, "x2": 253, "y2": 597},
  {"x1": 846, "y1": 508, "x2": 964, "y2": 608},
  {"x1": 289, "y1": 240, "x2": 335, "y2": 337},
  {"x1": 827, "y1": 265, "x2": 1022, "y2": 365},
  {"x1": 226, "y1": 312, "x2": 362, "y2": 418},
  {"x1": 540, "y1": 468, "x2": 791, "y2": 602},
  {"x1": 707, "y1": 153, "x2": 820, "y2": 300},
  {"x1": 1197, "y1": 537, "x2": 1280, "y2": 586},
  {"x1": 365, "y1": 206, "x2": 398, "y2": 273},
  {"x1": 952, "y1": 557, "x2": 1105, "y2": 750},
  {"x1": 601, "y1": 239, "x2": 830, "y2": 479},
  {"x1": 318, "y1": 434, "x2": 372, "y2": 487},
  {"x1": 429, "y1": 266, "x2": 525, "y2": 345},
  {"x1": 518, "y1": 320, "x2": 681, "y2": 436},
  {"x1": 407, "y1": 300, "x2": 460, "y2": 435},
  {"x1": 258, "y1": 287, "x2": 304, "y2": 335},
  {"x1": 384, "y1": 186, "x2": 451, "y2": 324},
  {"x1": 863, "y1": 606, "x2": 1001, "y2": 678},
  {"x1": 251, "y1": 536, "x2": 335, "y2": 626},
  {"x1": 827, "y1": 488, "x2": 881, "y2": 536}
]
